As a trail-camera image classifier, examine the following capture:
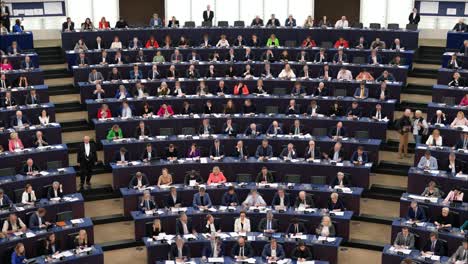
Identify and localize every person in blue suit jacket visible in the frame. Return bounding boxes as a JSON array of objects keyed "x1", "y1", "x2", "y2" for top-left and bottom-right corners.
[
  {"x1": 7, "y1": 41, "x2": 22, "y2": 55},
  {"x1": 202, "y1": 236, "x2": 224, "y2": 258},
  {"x1": 262, "y1": 238, "x2": 285, "y2": 261},
  {"x1": 129, "y1": 65, "x2": 143, "y2": 80},
  {"x1": 12, "y1": 19, "x2": 23, "y2": 33},
  {"x1": 351, "y1": 146, "x2": 369, "y2": 165},
  {"x1": 20, "y1": 56, "x2": 35, "y2": 70},
  {"x1": 422, "y1": 232, "x2": 446, "y2": 256},
  {"x1": 149, "y1": 13, "x2": 163, "y2": 27},
  {"x1": 271, "y1": 187, "x2": 290, "y2": 208},
  {"x1": 0, "y1": 188, "x2": 12, "y2": 206},
  {"x1": 114, "y1": 86, "x2": 131, "y2": 99},
  {"x1": 192, "y1": 186, "x2": 212, "y2": 210},
  {"x1": 406, "y1": 201, "x2": 427, "y2": 222},
  {"x1": 29, "y1": 208, "x2": 49, "y2": 229},
  {"x1": 368, "y1": 49, "x2": 382, "y2": 64},
  {"x1": 11, "y1": 243, "x2": 26, "y2": 264},
  {"x1": 353, "y1": 83, "x2": 369, "y2": 99}
]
